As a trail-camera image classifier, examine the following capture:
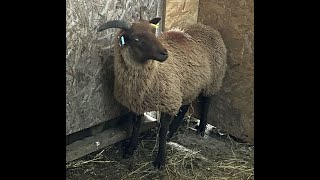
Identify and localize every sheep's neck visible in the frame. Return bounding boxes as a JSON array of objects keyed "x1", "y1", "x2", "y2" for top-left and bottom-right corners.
[
  {"x1": 119, "y1": 47, "x2": 158, "y2": 83},
  {"x1": 114, "y1": 47, "x2": 159, "y2": 112}
]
